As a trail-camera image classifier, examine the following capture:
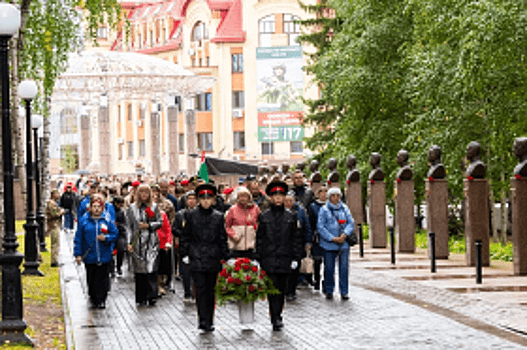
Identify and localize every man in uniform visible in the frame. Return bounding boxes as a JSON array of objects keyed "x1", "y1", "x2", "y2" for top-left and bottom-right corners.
[{"x1": 46, "y1": 189, "x2": 63, "y2": 266}]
